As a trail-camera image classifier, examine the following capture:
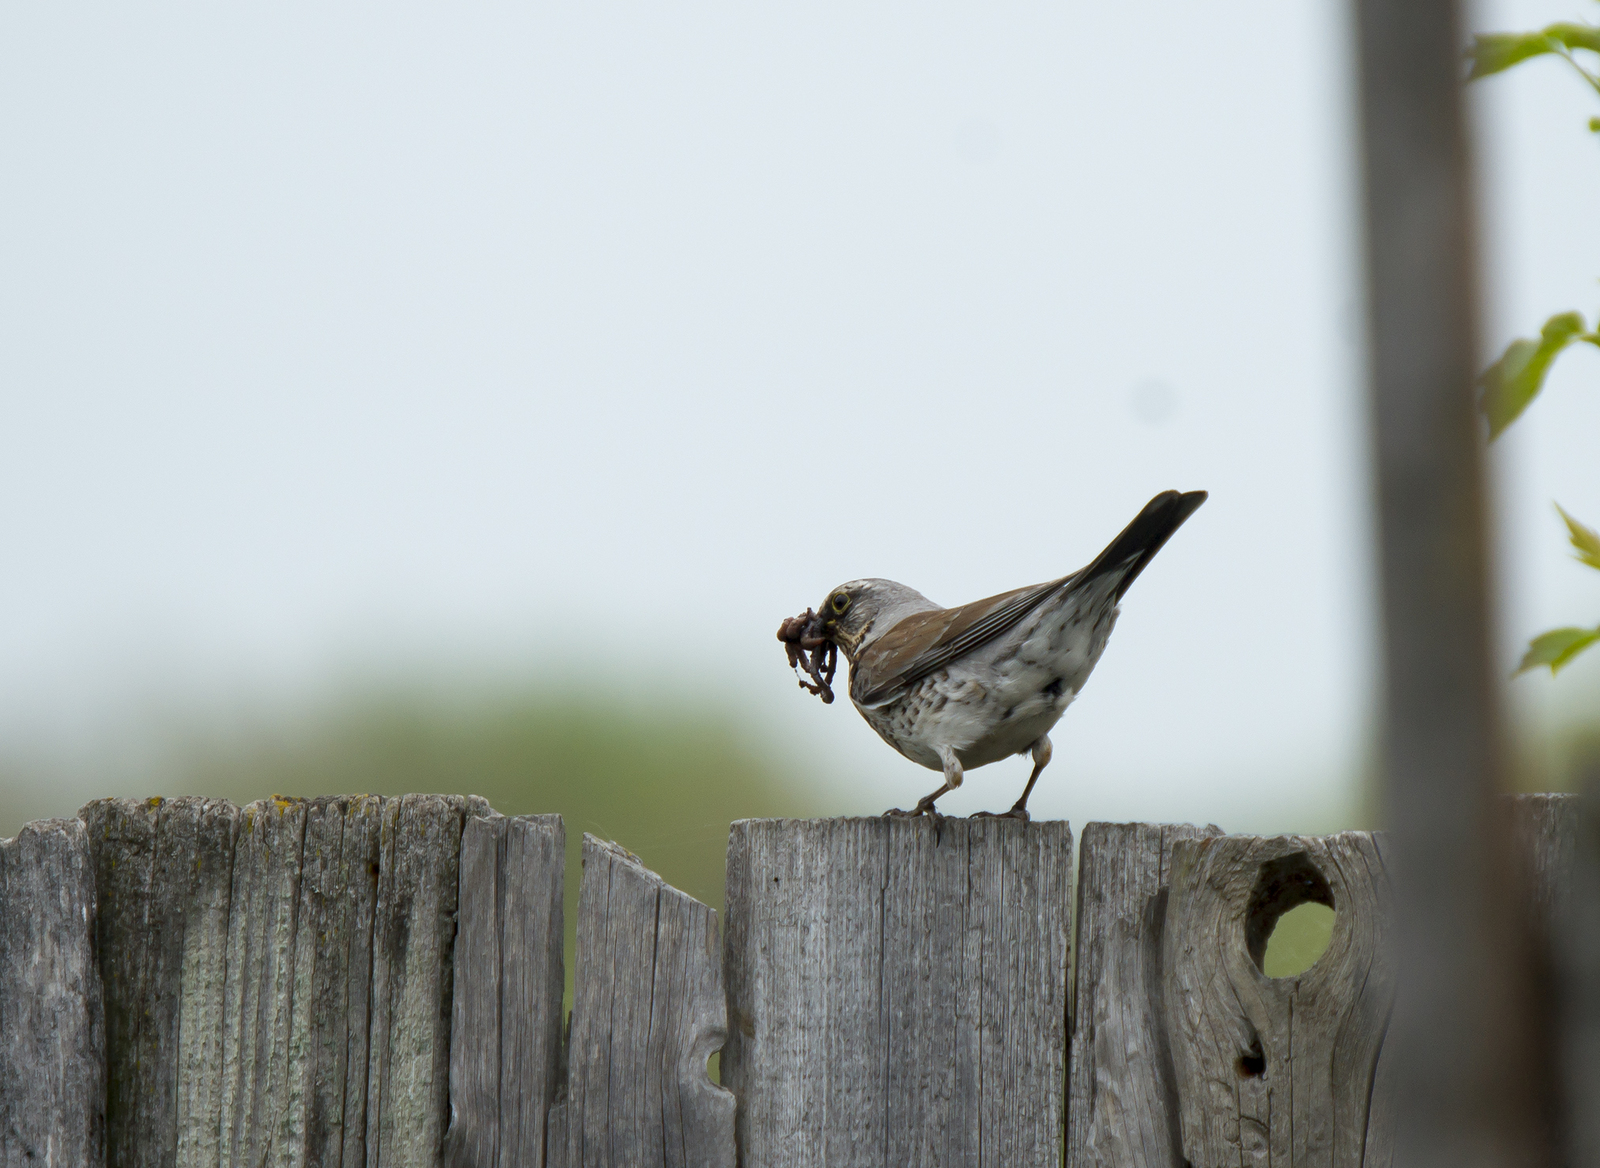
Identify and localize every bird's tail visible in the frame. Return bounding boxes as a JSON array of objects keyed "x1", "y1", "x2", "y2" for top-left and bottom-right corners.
[{"x1": 1077, "y1": 489, "x2": 1208, "y2": 600}]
